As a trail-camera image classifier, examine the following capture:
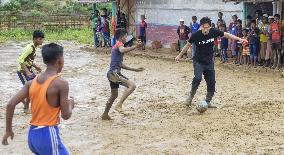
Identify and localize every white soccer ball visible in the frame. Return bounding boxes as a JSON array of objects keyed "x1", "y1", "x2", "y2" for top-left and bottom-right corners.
[{"x1": 196, "y1": 100, "x2": 208, "y2": 113}]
